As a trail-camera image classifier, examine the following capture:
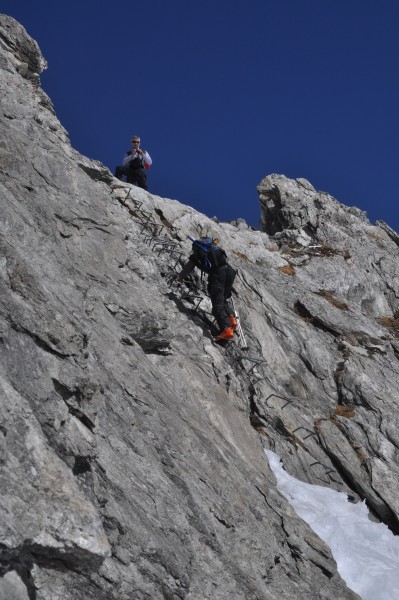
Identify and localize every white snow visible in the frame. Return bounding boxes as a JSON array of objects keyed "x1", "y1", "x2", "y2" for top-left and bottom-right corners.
[{"x1": 265, "y1": 450, "x2": 399, "y2": 600}]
